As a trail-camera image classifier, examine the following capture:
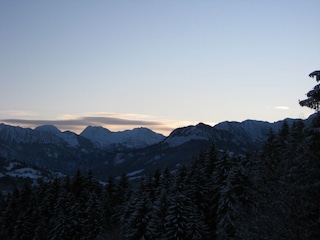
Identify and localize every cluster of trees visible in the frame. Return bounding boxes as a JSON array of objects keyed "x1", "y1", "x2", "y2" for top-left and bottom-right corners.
[
  {"x1": 0, "y1": 114, "x2": 319, "y2": 239},
  {"x1": 0, "y1": 169, "x2": 131, "y2": 239}
]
